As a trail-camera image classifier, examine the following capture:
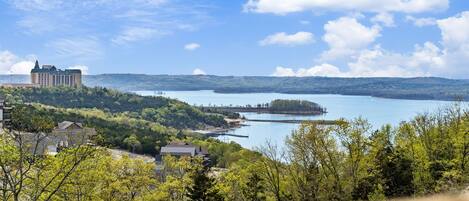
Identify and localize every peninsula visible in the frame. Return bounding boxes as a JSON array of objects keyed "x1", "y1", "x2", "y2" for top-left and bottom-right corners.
[{"x1": 200, "y1": 99, "x2": 327, "y2": 115}]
